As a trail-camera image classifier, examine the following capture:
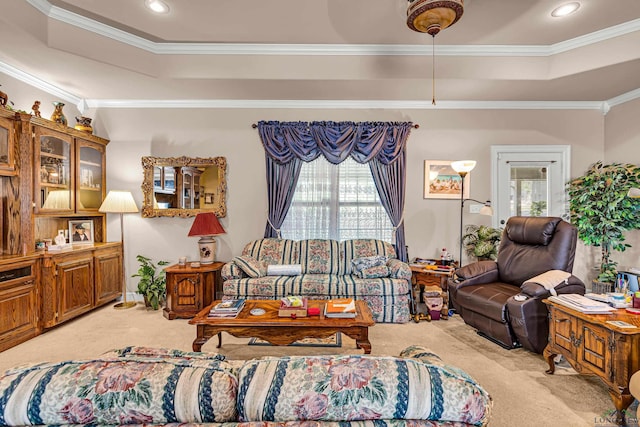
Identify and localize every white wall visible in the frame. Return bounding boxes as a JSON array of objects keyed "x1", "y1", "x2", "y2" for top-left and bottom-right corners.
[
  {"x1": 604, "y1": 97, "x2": 640, "y2": 275},
  {"x1": 4, "y1": 74, "x2": 640, "y2": 292}
]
